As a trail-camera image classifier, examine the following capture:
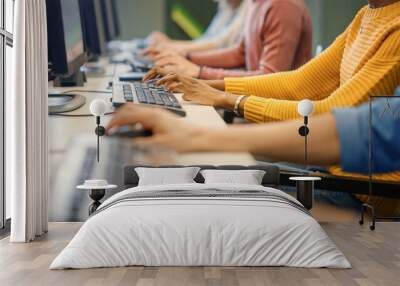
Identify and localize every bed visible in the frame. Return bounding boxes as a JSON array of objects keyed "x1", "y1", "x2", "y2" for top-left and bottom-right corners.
[{"x1": 50, "y1": 165, "x2": 350, "y2": 269}]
